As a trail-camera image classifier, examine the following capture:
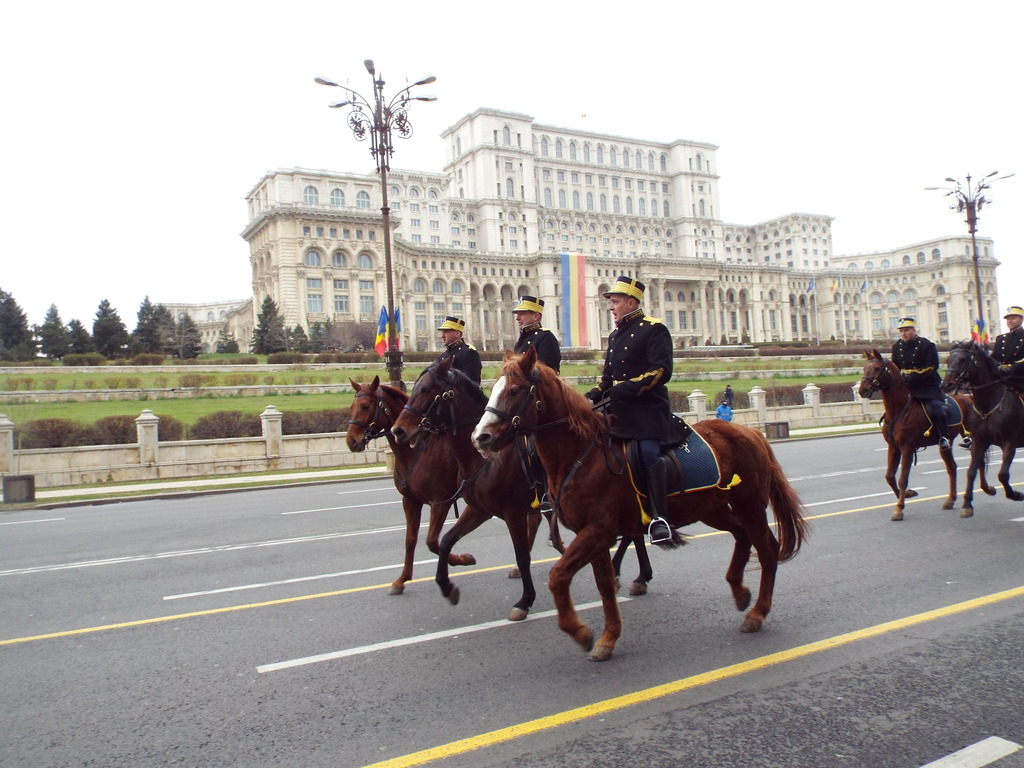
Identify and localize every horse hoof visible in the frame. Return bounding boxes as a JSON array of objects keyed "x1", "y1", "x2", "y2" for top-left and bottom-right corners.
[
  {"x1": 960, "y1": 508, "x2": 974, "y2": 519},
  {"x1": 447, "y1": 585, "x2": 461, "y2": 606},
  {"x1": 904, "y1": 489, "x2": 919, "y2": 498},
  {"x1": 891, "y1": 510, "x2": 904, "y2": 521},
  {"x1": 613, "y1": 578, "x2": 621, "y2": 594},
  {"x1": 740, "y1": 617, "x2": 763, "y2": 633},
  {"x1": 575, "y1": 628, "x2": 595, "y2": 653},
  {"x1": 388, "y1": 584, "x2": 405, "y2": 595},
  {"x1": 508, "y1": 567, "x2": 521, "y2": 579},
  {"x1": 984, "y1": 487, "x2": 997, "y2": 497},
  {"x1": 588, "y1": 645, "x2": 614, "y2": 662},
  {"x1": 1011, "y1": 492, "x2": 1024, "y2": 503},
  {"x1": 508, "y1": 607, "x2": 528, "y2": 622},
  {"x1": 629, "y1": 581, "x2": 648, "y2": 596},
  {"x1": 941, "y1": 499, "x2": 954, "y2": 510}
]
